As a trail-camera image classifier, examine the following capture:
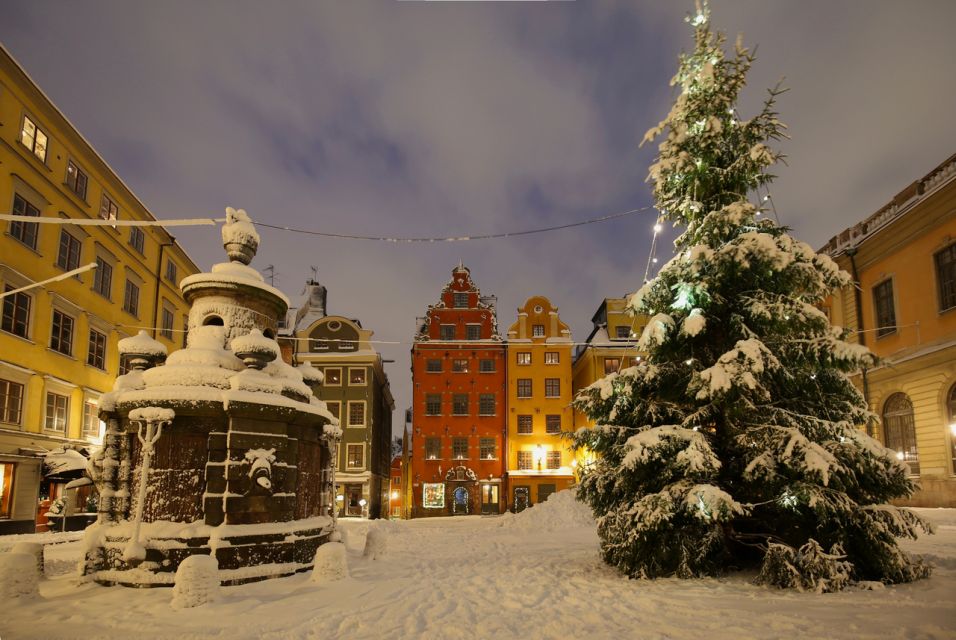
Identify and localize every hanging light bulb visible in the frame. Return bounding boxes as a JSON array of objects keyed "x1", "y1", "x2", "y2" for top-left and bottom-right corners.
[
  {"x1": 652, "y1": 258, "x2": 658, "y2": 264},
  {"x1": 653, "y1": 223, "x2": 663, "y2": 233}
]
